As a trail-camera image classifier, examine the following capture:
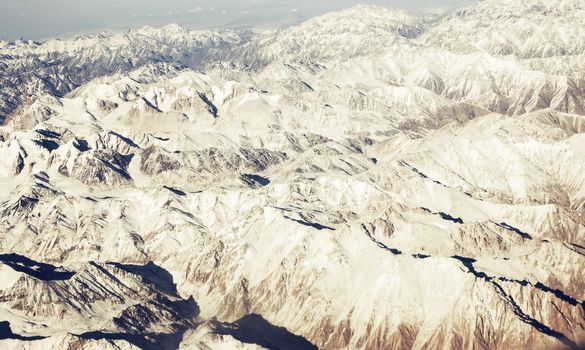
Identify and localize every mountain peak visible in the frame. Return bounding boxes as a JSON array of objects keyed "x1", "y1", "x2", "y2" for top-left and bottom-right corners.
[{"x1": 1, "y1": 3, "x2": 584, "y2": 350}]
